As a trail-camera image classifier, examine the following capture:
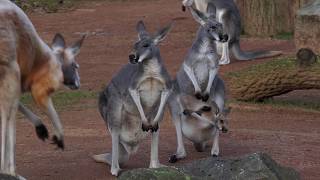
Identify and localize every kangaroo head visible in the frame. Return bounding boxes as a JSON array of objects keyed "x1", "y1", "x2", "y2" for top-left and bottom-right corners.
[
  {"x1": 51, "y1": 33, "x2": 86, "y2": 90},
  {"x1": 189, "y1": 3, "x2": 228, "y2": 43},
  {"x1": 215, "y1": 107, "x2": 231, "y2": 133},
  {"x1": 129, "y1": 20, "x2": 173, "y2": 64}
]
